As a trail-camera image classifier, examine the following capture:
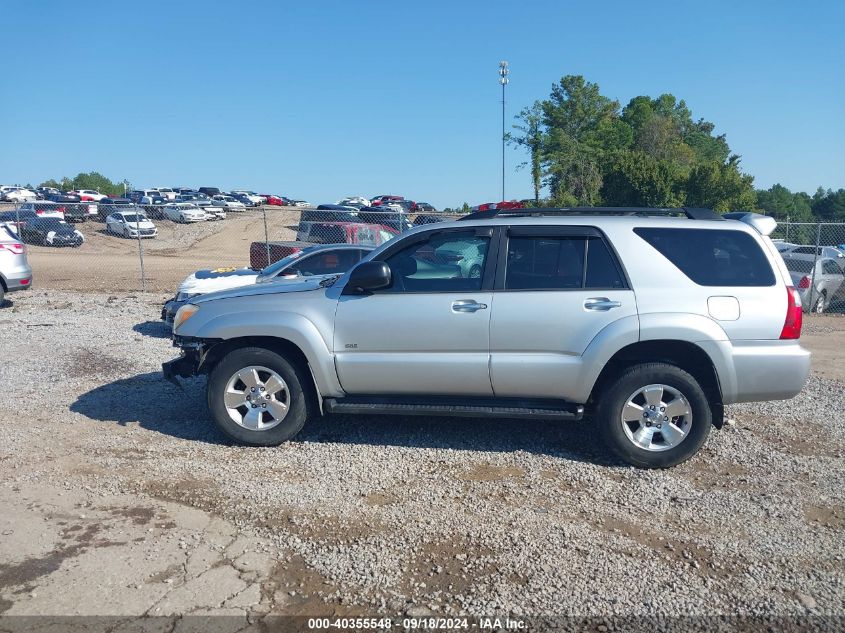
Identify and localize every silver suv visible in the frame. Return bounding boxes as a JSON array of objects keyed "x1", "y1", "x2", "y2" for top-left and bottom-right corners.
[
  {"x1": 0, "y1": 225, "x2": 33, "y2": 304},
  {"x1": 164, "y1": 208, "x2": 811, "y2": 468}
]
